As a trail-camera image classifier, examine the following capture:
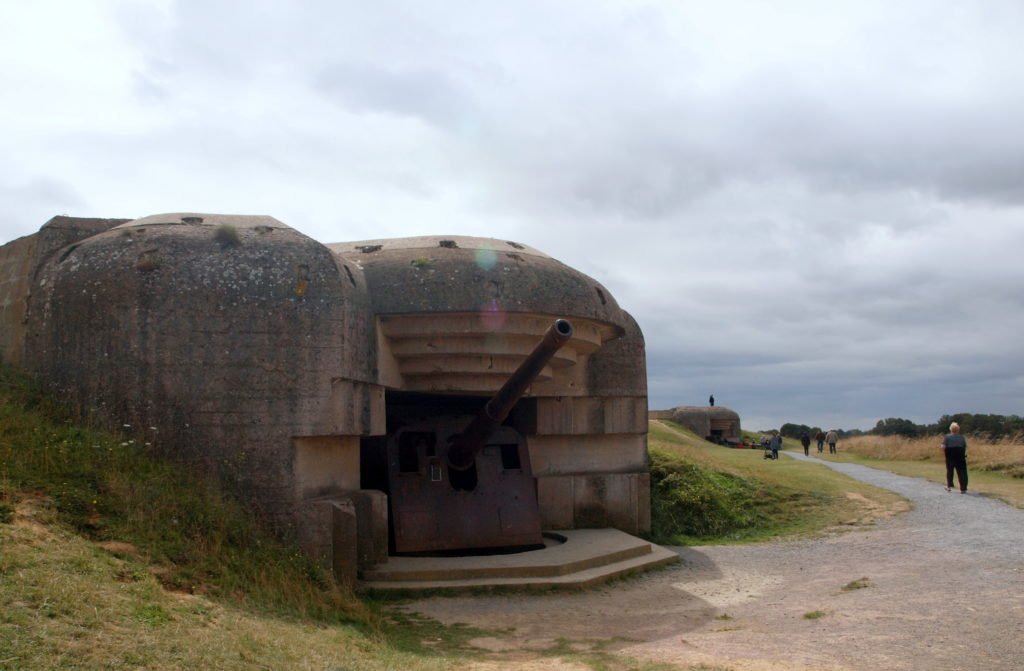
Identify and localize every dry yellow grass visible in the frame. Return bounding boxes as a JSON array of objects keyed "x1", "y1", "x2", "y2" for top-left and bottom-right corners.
[
  {"x1": 834, "y1": 434, "x2": 1024, "y2": 507},
  {"x1": 840, "y1": 434, "x2": 1024, "y2": 475}
]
